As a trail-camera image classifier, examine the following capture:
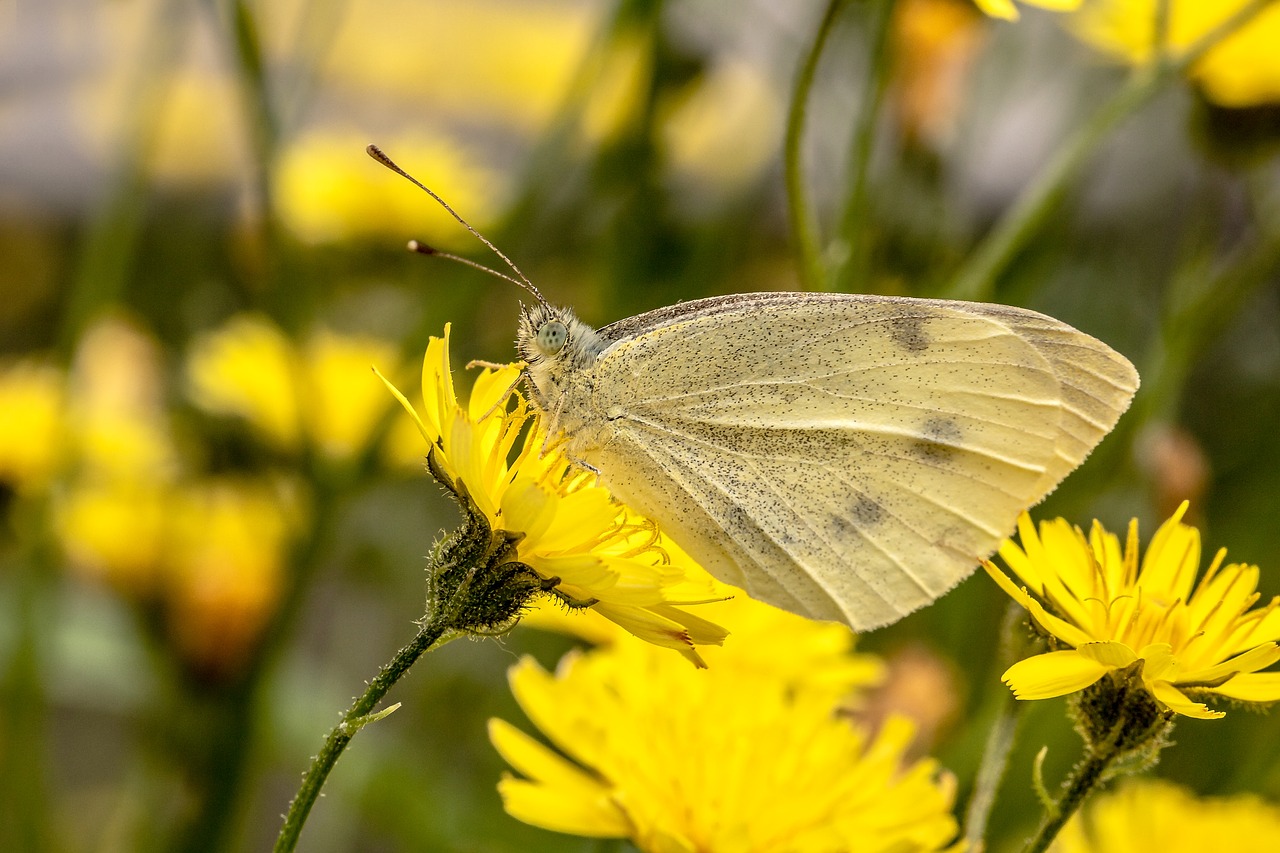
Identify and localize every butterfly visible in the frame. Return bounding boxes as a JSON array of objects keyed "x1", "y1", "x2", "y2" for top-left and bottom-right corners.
[{"x1": 517, "y1": 291, "x2": 1137, "y2": 630}]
